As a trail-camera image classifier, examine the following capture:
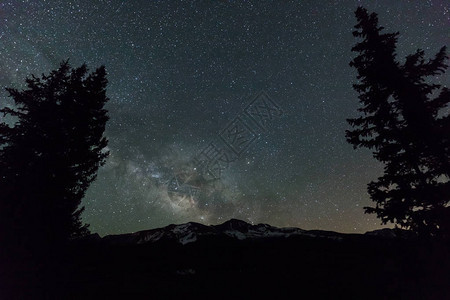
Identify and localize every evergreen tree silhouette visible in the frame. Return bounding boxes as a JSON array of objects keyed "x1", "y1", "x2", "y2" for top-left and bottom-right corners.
[
  {"x1": 0, "y1": 61, "x2": 109, "y2": 249},
  {"x1": 347, "y1": 7, "x2": 450, "y2": 238}
]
